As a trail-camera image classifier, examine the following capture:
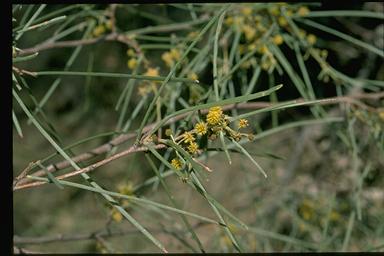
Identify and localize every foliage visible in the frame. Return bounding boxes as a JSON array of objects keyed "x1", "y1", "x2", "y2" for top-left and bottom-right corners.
[{"x1": 12, "y1": 3, "x2": 384, "y2": 253}]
